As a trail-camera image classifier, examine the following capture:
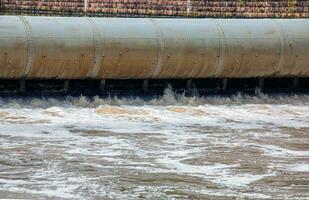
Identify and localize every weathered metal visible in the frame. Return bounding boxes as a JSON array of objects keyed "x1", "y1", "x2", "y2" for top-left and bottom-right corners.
[{"x1": 0, "y1": 16, "x2": 309, "y2": 79}]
